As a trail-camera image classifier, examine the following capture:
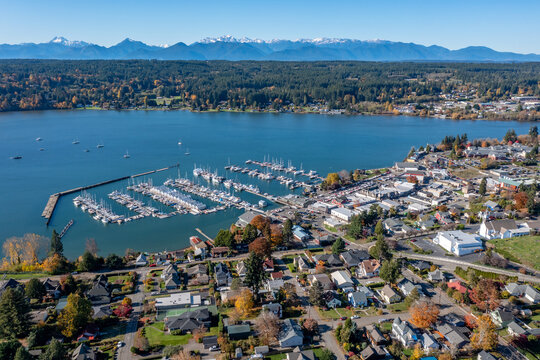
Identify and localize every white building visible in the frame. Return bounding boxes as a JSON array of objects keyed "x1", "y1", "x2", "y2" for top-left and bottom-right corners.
[
  {"x1": 479, "y1": 219, "x2": 529, "y2": 240},
  {"x1": 331, "y1": 207, "x2": 355, "y2": 222},
  {"x1": 433, "y1": 231, "x2": 483, "y2": 256},
  {"x1": 330, "y1": 270, "x2": 355, "y2": 292}
]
